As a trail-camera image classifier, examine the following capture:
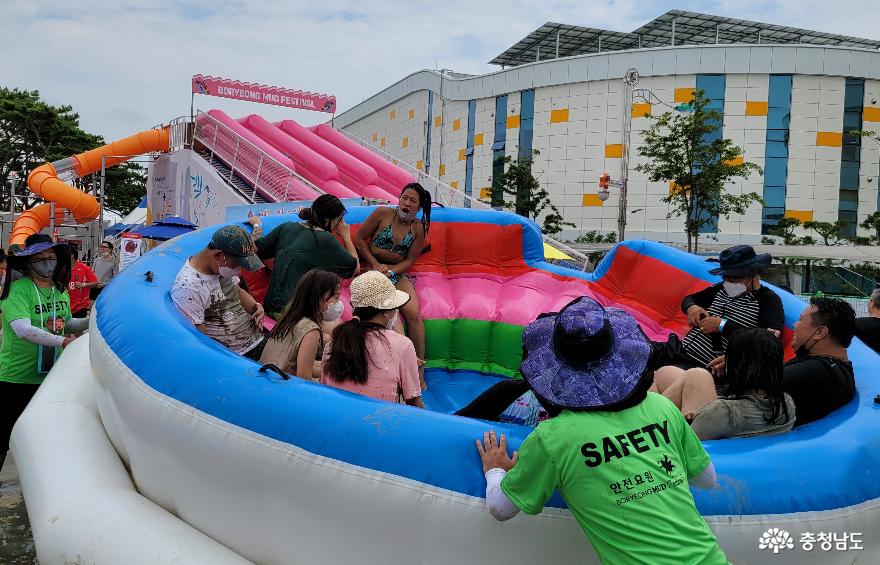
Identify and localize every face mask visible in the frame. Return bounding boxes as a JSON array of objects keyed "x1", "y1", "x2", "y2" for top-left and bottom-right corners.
[
  {"x1": 723, "y1": 281, "x2": 747, "y2": 297},
  {"x1": 101, "y1": 249, "x2": 112, "y2": 258},
  {"x1": 386, "y1": 310, "x2": 399, "y2": 329},
  {"x1": 795, "y1": 328, "x2": 822, "y2": 359},
  {"x1": 31, "y1": 259, "x2": 57, "y2": 279},
  {"x1": 397, "y1": 207, "x2": 418, "y2": 223},
  {"x1": 217, "y1": 255, "x2": 241, "y2": 279},
  {"x1": 323, "y1": 300, "x2": 344, "y2": 322}
]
